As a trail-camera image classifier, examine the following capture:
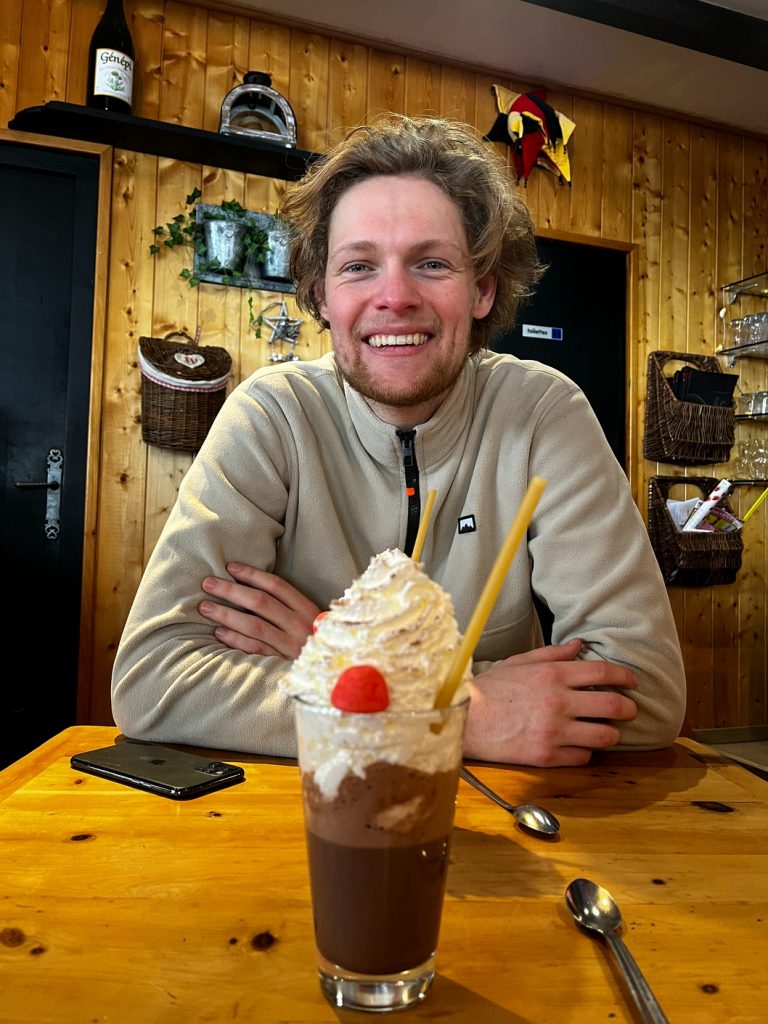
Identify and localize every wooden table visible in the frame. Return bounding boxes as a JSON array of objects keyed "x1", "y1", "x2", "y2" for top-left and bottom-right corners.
[{"x1": 2, "y1": 727, "x2": 766, "y2": 1023}]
